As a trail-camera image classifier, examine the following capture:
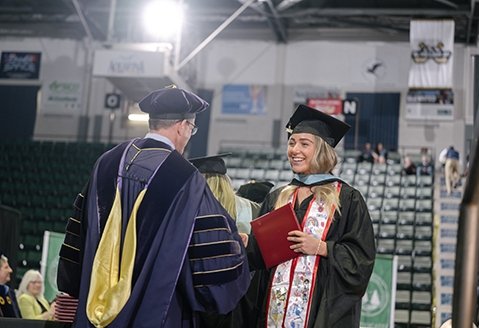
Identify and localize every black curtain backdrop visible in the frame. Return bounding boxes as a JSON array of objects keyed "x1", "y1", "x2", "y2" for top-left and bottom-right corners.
[
  {"x1": 344, "y1": 92, "x2": 400, "y2": 151},
  {"x1": 0, "y1": 85, "x2": 39, "y2": 140},
  {"x1": 0, "y1": 205, "x2": 21, "y2": 288}
]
